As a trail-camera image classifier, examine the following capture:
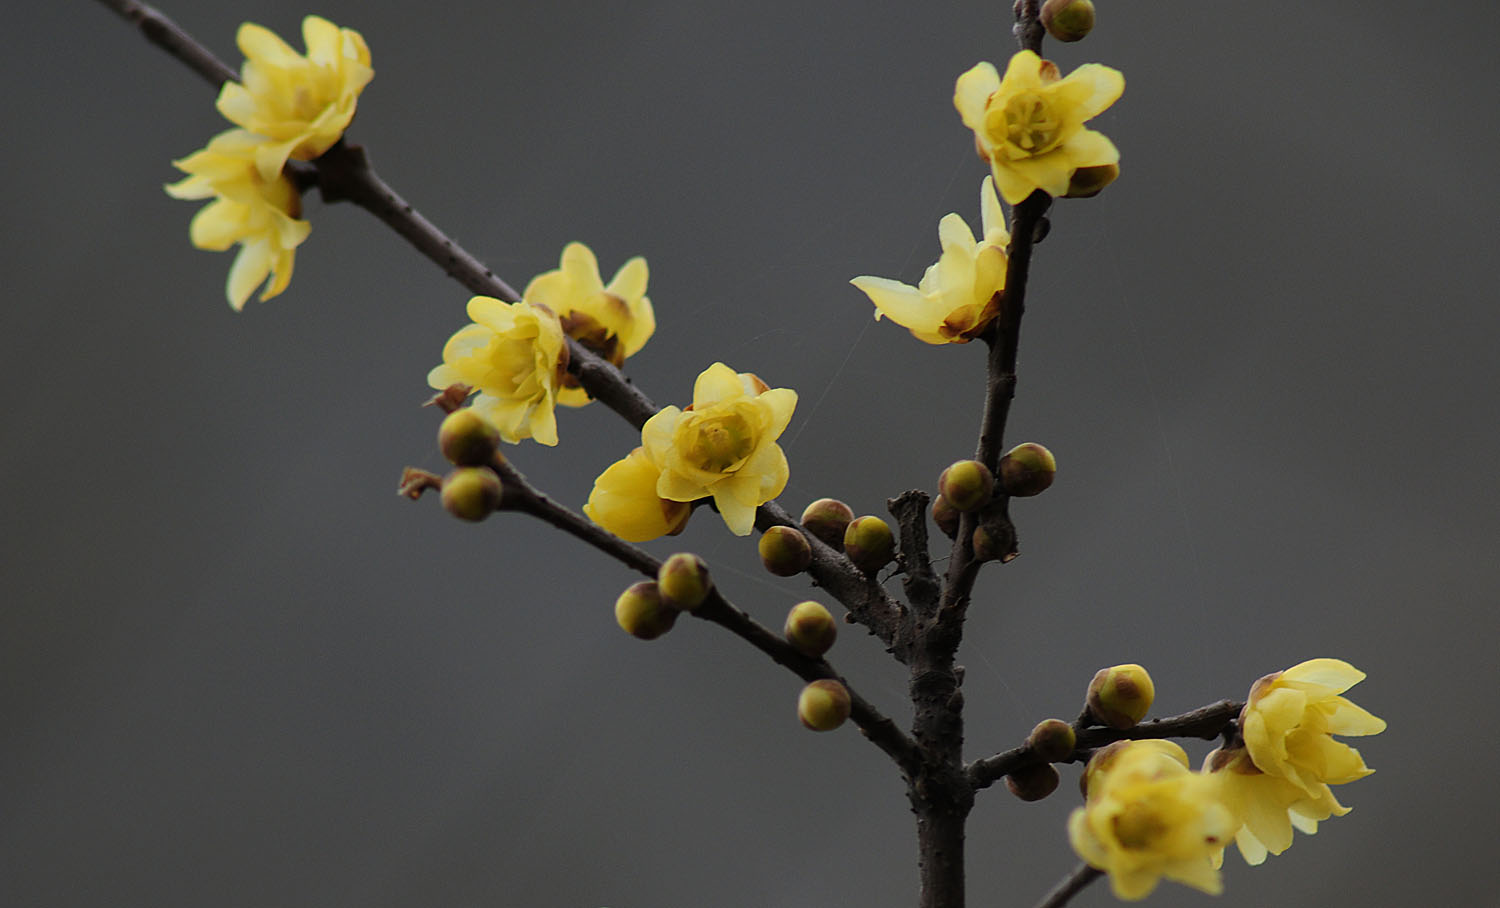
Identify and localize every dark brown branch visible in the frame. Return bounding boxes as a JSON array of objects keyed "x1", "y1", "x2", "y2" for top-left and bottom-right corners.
[
  {"x1": 890, "y1": 491, "x2": 940, "y2": 613},
  {"x1": 1032, "y1": 864, "x2": 1102, "y2": 908},
  {"x1": 93, "y1": 0, "x2": 237, "y2": 86},
  {"x1": 1013, "y1": 0, "x2": 1046, "y2": 56}
]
